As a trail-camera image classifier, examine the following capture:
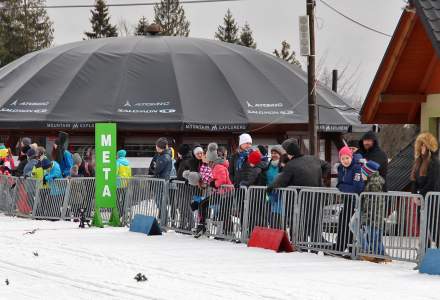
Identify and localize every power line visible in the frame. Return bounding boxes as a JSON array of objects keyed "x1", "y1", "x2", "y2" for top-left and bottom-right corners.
[
  {"x1": 318, "y1": 0, "x2": 392, "y2": 37},
  {"x1": 4, "y1": 0, "x2": 241, "y2": 9}
]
